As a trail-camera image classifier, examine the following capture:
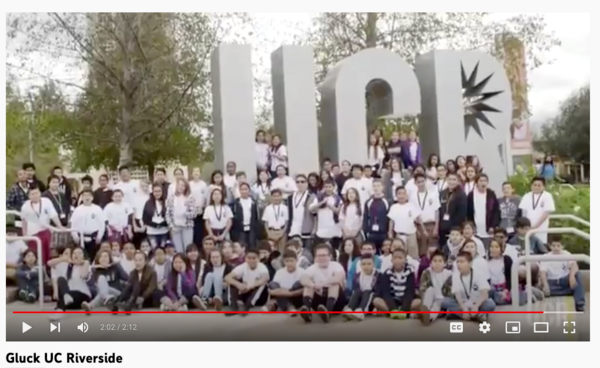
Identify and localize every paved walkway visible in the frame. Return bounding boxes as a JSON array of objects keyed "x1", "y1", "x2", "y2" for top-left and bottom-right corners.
[{"x1": 7, "y1": 295, "x2": 589, "y2": 341}]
